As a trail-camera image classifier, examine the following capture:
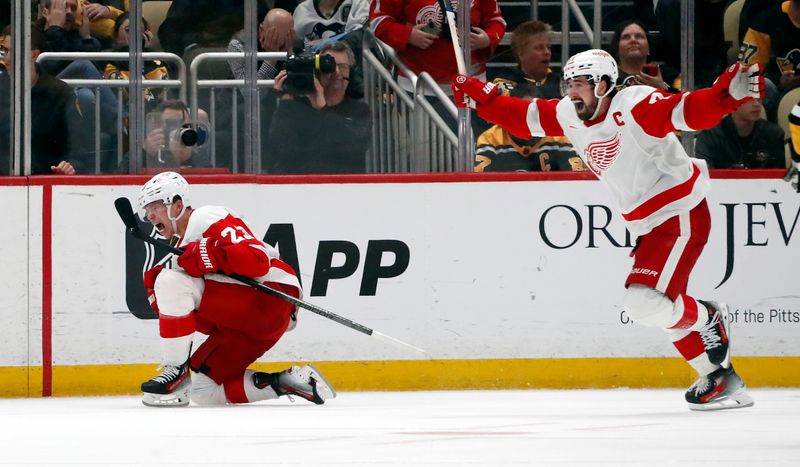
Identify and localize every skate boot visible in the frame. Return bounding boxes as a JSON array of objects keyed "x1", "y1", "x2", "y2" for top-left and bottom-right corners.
[
  {"x1": 698, "y1": 300, "x2": 730, "y2": 368},
  {"x1": 141, "y1": 360, "x2": 191, "y2": 407},
  {"x1": 254, "y1": 365, "x2": 336, "y2": 405},
  {"x1": 685, "y1": 365, "x2": 754, "y2": 411}
]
